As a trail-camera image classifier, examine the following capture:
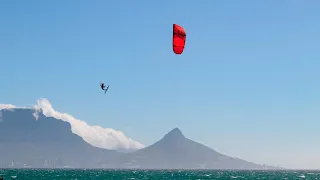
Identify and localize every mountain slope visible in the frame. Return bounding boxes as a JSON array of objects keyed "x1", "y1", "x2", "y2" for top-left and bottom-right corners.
[{"x1": 121, "y1": 128, "x2": 279, "y2": 169}]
